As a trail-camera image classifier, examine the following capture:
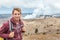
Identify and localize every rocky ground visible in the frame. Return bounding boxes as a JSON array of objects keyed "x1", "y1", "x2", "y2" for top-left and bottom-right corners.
[
  {"x1": 23, "y1": 34, "x2": 60, "y2": 40},
  {"x1": 22, "y1": 17, "x2": 60, "y2": 40}
]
